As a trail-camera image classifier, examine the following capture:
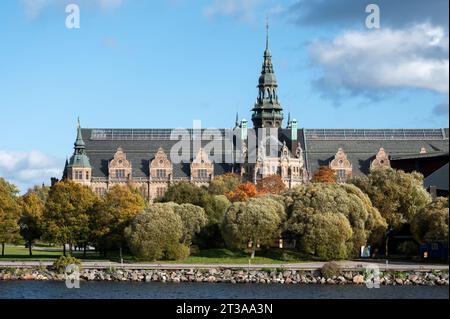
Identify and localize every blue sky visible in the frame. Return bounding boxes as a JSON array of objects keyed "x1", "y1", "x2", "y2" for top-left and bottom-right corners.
[{"x1": 0, "y1": 0, "x2": 448, "y2": 192}]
